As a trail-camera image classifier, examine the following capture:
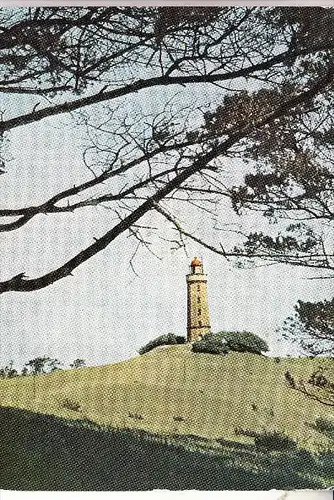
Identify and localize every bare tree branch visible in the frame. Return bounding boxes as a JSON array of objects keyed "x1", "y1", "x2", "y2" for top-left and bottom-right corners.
[
  {"x1": 0, "y1": 43, "x2": 332, "y2": 135},
  {"x1": 0, "y1": 68, "x2": 332, "y2": 293}
]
